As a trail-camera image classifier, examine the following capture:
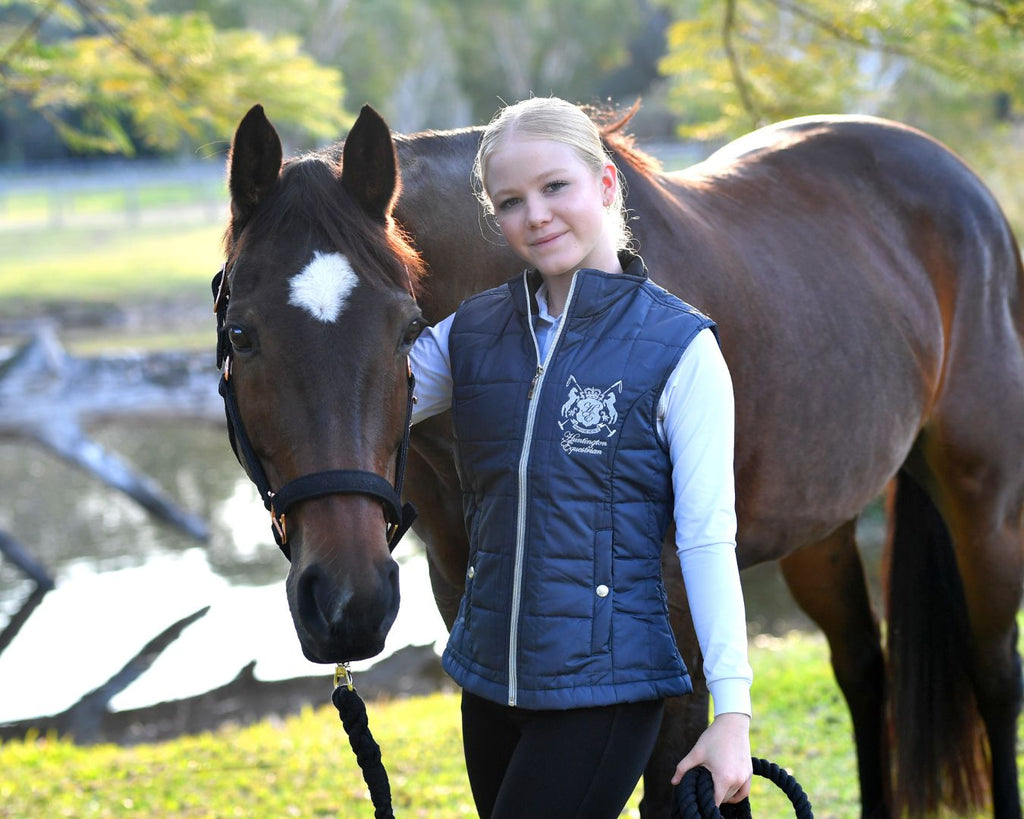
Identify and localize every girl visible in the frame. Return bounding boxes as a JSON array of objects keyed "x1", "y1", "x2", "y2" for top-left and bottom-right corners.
[{"x1": 410, "y1": 96, "x2": 752, "y2": 818}]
